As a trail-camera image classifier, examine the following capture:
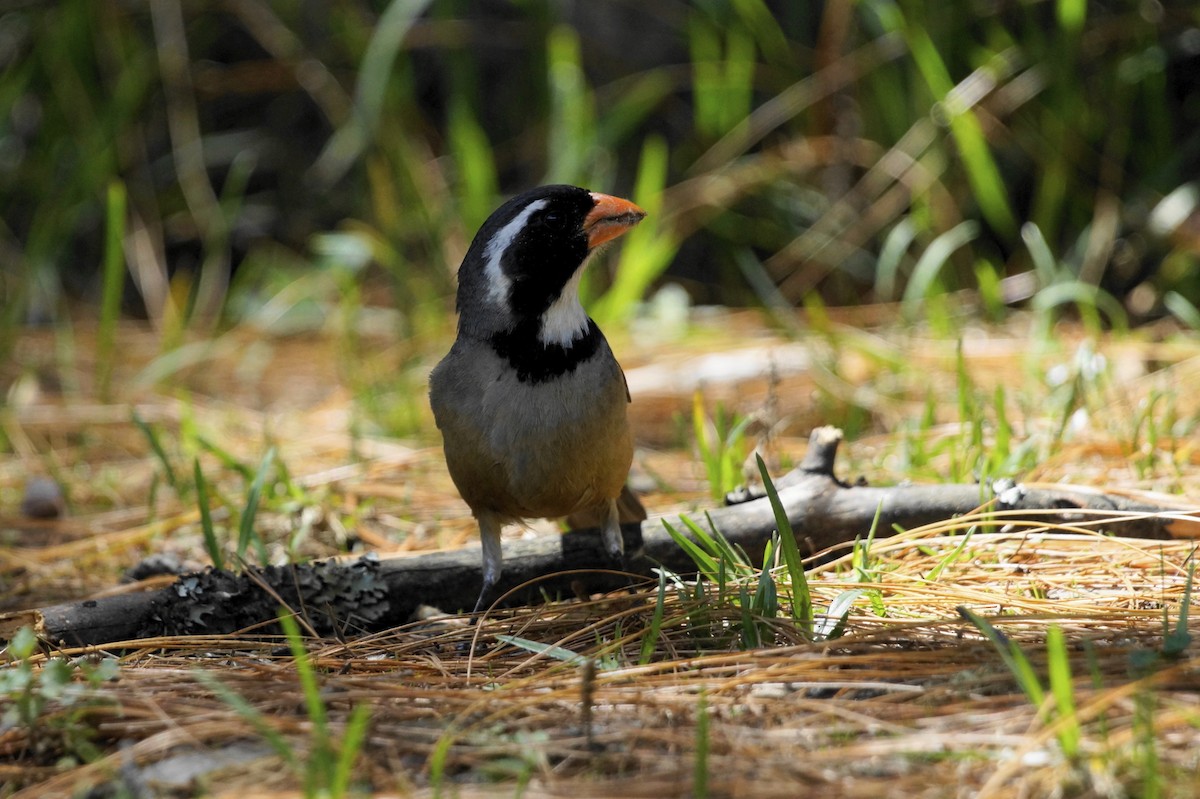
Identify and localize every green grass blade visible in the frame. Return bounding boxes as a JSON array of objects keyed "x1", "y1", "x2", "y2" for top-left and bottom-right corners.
[
  {"x1": 238, "y1": 447, "x2": 276, "y2": 564},
  {"x1": 901, "y1": 221, "x2": 980, "y2": 316},
  {"x1": 278, "y1": 610, "x2": 333, "y2": 792},
  {"x1": 194, "y1": 457, "x2": 222, "y2": 571},
  {"x1": 975, "y1": 259, "x2": 1006, "y2": 322},
  {"x1": 1163, "y1": 554, "x2": 1195, "y2": 657},
  {"x1": 689, "y1": 14, "x2": 723, "y2": 139},
  {"x1": 905, "y1": 27, "x2": 1017, "y2": 237},
  {"x1": 332, "y1": 702, "x2": 372, "y2": 797},
  {"x1": 196, "y1": 434, "x2": 253, "y2": 481},
  {"x1": 752, "y1": 555, "x2": 778, "y2": 618},
  {"x1": 688, "y1": 511, "x2": 756, "y2": 578},
  {"x1": 546, "y1": 24, "x2": 594, "y2": 185},
  {"x1": 924, "y1": 526, "x2": 975, "y2": 582},
  {"x1": 194, "y1": 669, "x2": 298, "y2": 770},
  {"x1": 278, "y1": 610, "x2": 327, "y2": 735},
  {"x1": 1020, "y1": 222, "x2": 1061, "y2": 286},
  {"x1": 688, "y1": 9, "x2": 754, "y2": 140},
  {"x1": 1056, "y1": 0, "x2": 1087, "y2": 32},
  {"x1": 816, "y1": 589, "x2": 863, "y2": 641},
  {"x1": 1046, "y1": 625, "x2": 1080, "y2": 757},
  {"x1": 132, "y1": 410, "x2": 178, "y2": 491},
  {"x1": 958, "y1": 606, "x2": 1046, "y2": 708},
  {"x1": 689, "y1": 393, "x2": 741, "y2": 502},
  {"x1": 1030, "y1": 280, "x2": 1128, "y2": 333},
  {"x1": 721, "y1": 414, "x2": 754, "y2": 494},
  {"x1": 738, "y1": 584, "x2": 758, "y2": 648},
  {"x1": 663, "y1": 518, "x2": 720, "y2": 582},
  {"x1": 447, "y1": 100, "x2": 498, "y2": 234},
  {"x1": 429, "y1": 726, "x2": 454, "y2": 799},
  {"x1": 755, "y1": 454, "x2": 811, "y2": 629},
  {"x1": 678, "y1": 512, "x2": 721, "y2": 562},
  {"x1": 593, "y1": 72, "x2": 673, "y2": 149},
  {"x1": 1005, "y1": 642, "x2": 1047, "y2": 708},
  {"x1": 731, "y1": 0, "x2": 790, "y2": 65},
  {"x1": 1163, "y1": 291, "x2": 1200, "y2": 330},
  {"x1": 310, "y1": 0, "x2": 433, "y2": 184},
  {"x1": 693, "y1": 392, "x2": 711, "y2": 485},
  {"x1": 991, "y1": 384, "x2": 1013, "y2": 471},
  {"x1": 853, "y1": 502, "x2": 885, "y2": 582},
  {"x1": 874, "y1": 217, "x2": 916, "y2": 301},
  {"x1": 720, "y1": 29, "x2": 755, "y2": 136},
  {"x1": 713, "y1": 556, "x2": 726, "y2": 604},
  {"x1": 97, "y1": 179, "x2": 126, "y2": 401},
  {"x1": 639, "y1": 569, "x2": 669, "y2": 666},
  {"x1": 495, "y1": 635, "x2": 593, "y2": 668}
]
